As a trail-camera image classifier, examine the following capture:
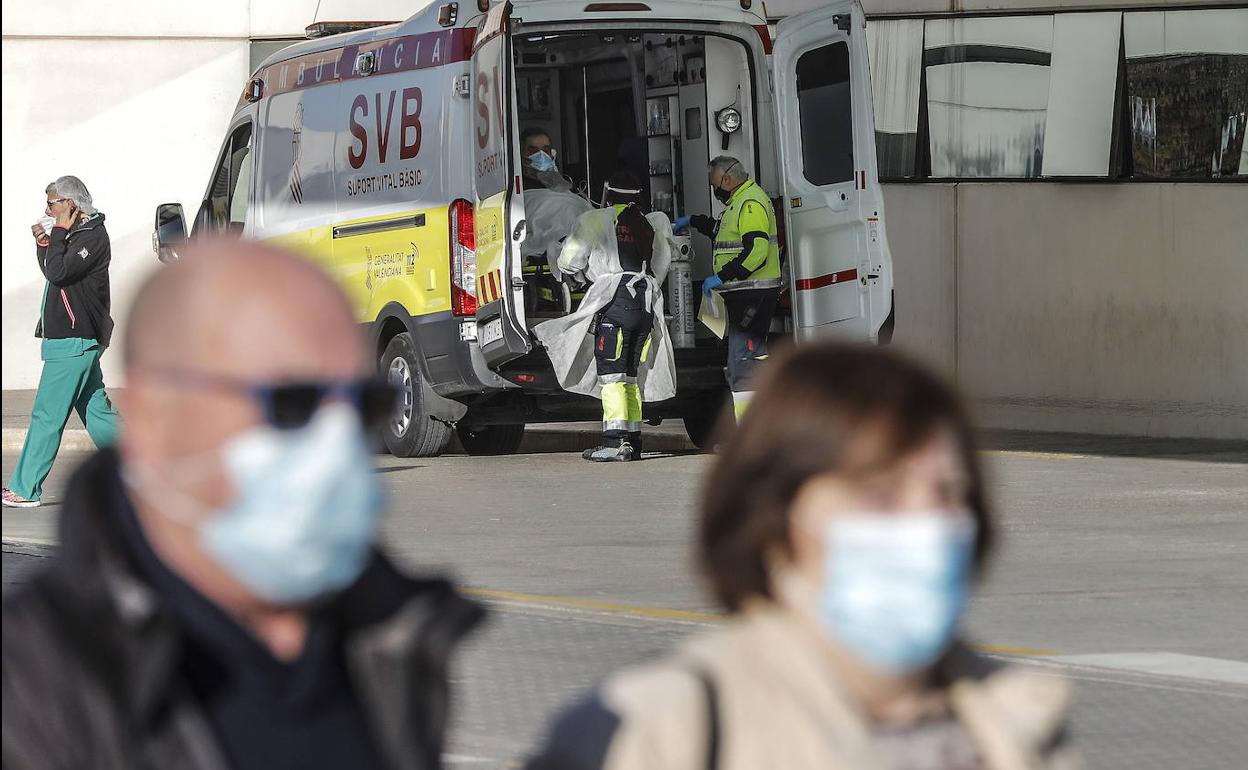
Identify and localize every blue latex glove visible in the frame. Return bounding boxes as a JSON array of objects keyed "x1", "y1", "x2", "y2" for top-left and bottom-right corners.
[
  {"x1": 702, "y1": 275, "x2": 723, "y2": 297},
  {"x1": 673, "y1": 215, "x2": 692, "y2": 233}
]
